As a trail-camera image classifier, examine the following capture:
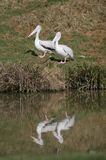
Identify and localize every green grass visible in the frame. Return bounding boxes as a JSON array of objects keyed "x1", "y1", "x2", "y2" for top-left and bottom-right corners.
[
  {"x1": 0, "y1": 39, "x2": 7, "y2": 48},
  {"x1": 70, "y1": 32, "x2": 94, "y2": 56},
  {"x1": 47, "y1": 0, "x2": 69, "y2": 4},
  {"x1": 98, "y1": 38, "x2": 106, "y2": 56},
  {"x1": 0, "y1": 153, "x2": 106, "y2": 160},
  {"x1": 0, "y1": 1, "x2": 46, "y2": 19},
  {"x1": 0, "y1": 25, "x2": 15, "y2": 34}
]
